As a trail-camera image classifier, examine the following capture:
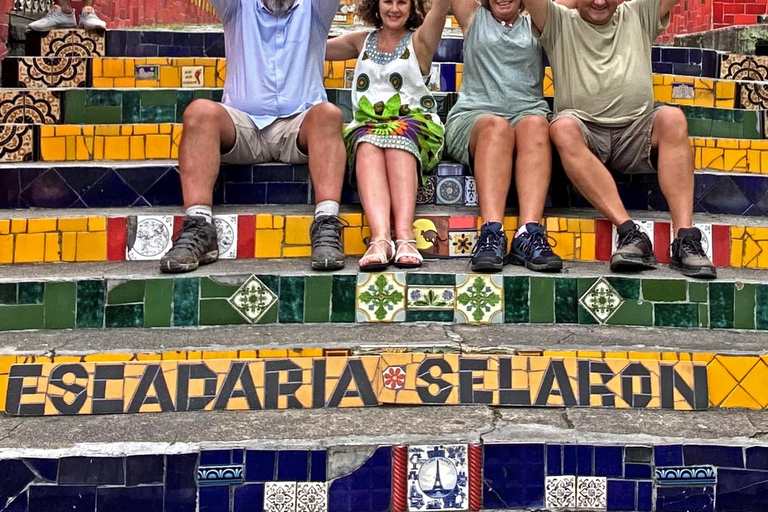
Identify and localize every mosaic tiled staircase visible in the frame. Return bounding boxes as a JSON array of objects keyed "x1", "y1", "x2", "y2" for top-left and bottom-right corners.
[{"x1": 5, "y1": 25, "x2": 768, "y2": 512}]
